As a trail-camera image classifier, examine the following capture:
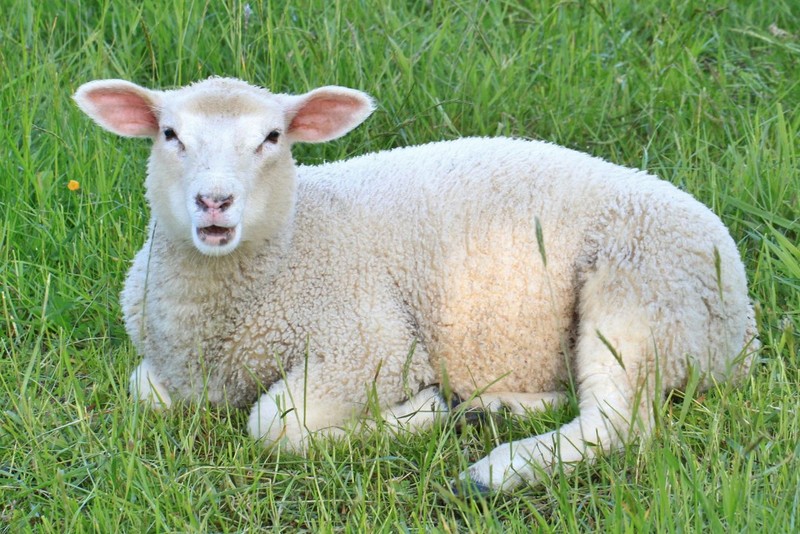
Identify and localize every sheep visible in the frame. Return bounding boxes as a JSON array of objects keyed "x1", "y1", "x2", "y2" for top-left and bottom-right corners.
[{"x1": 73, "y1": 77, "x2": 758, "y2": 493}]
